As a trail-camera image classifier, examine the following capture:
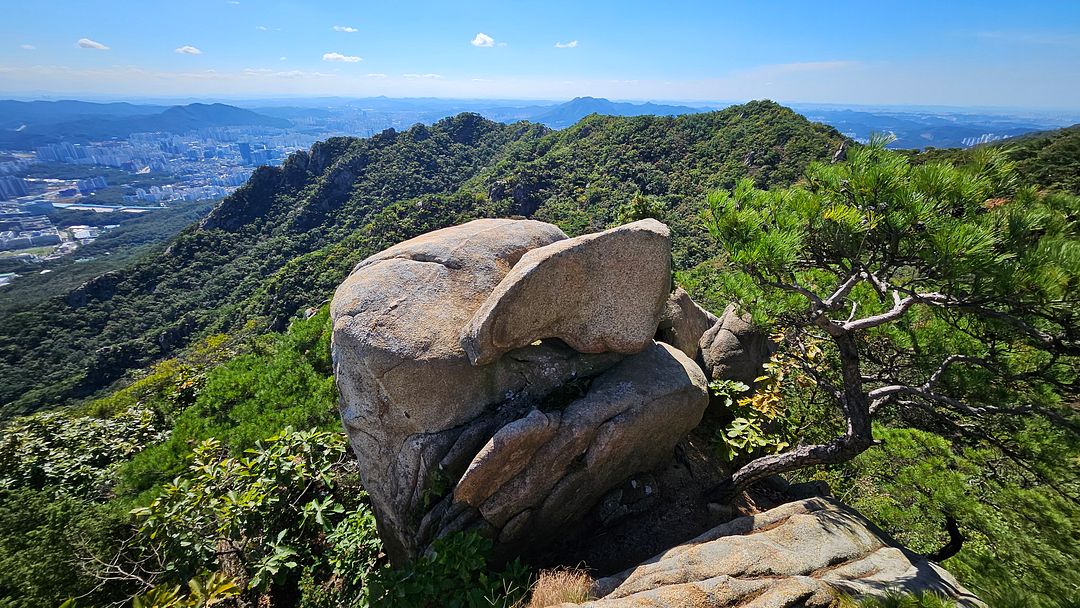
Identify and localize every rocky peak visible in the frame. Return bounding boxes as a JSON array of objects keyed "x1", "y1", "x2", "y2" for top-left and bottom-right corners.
[{"x1": 329, "y1": 218, "x2": 981, "y2": 606}]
